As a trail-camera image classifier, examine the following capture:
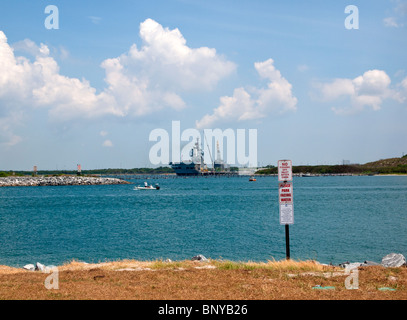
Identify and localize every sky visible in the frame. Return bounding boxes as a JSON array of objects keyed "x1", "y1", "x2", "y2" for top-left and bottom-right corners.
[{"x1": 0, "y1": 0, "x2": 406, "y2": 170}]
